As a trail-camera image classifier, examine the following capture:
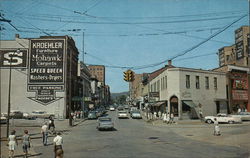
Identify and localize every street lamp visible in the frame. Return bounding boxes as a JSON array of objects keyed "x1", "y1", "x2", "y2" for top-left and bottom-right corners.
[{"x1": 6, "y1": 49, "x2": 20, "y2": 138}]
